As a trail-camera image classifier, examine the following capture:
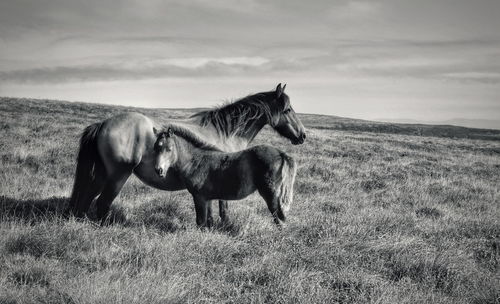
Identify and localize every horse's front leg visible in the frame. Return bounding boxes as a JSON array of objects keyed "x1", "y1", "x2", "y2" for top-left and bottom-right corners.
[{"x1": 193, "y1": 195, "x2": 211, "y2": 228}]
